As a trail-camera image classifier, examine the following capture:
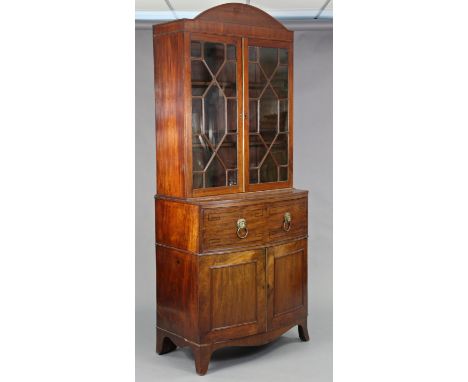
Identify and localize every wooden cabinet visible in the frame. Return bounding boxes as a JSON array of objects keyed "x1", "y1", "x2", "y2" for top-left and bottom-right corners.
[{"x1": 153, "y1": 3, "x2": 309, "y2": 375}]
